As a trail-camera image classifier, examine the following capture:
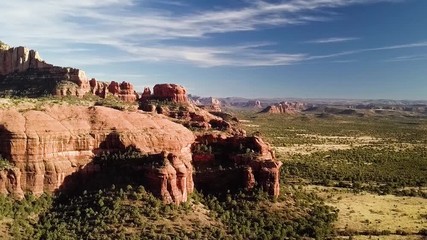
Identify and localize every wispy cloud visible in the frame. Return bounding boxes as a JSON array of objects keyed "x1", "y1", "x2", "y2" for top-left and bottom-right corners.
[
  {"x1": 308, "y1": 41, "x2": 427, "y2": 60},
  {"x1": 384, "y1": 55, "x2": 427, "y2": 62},
  {"x1": 305, "y1": 37, "x2": 360, "y2": 44},
  {"x1": 0, "y1": 0, "x2": 409, "y2": 68}
]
